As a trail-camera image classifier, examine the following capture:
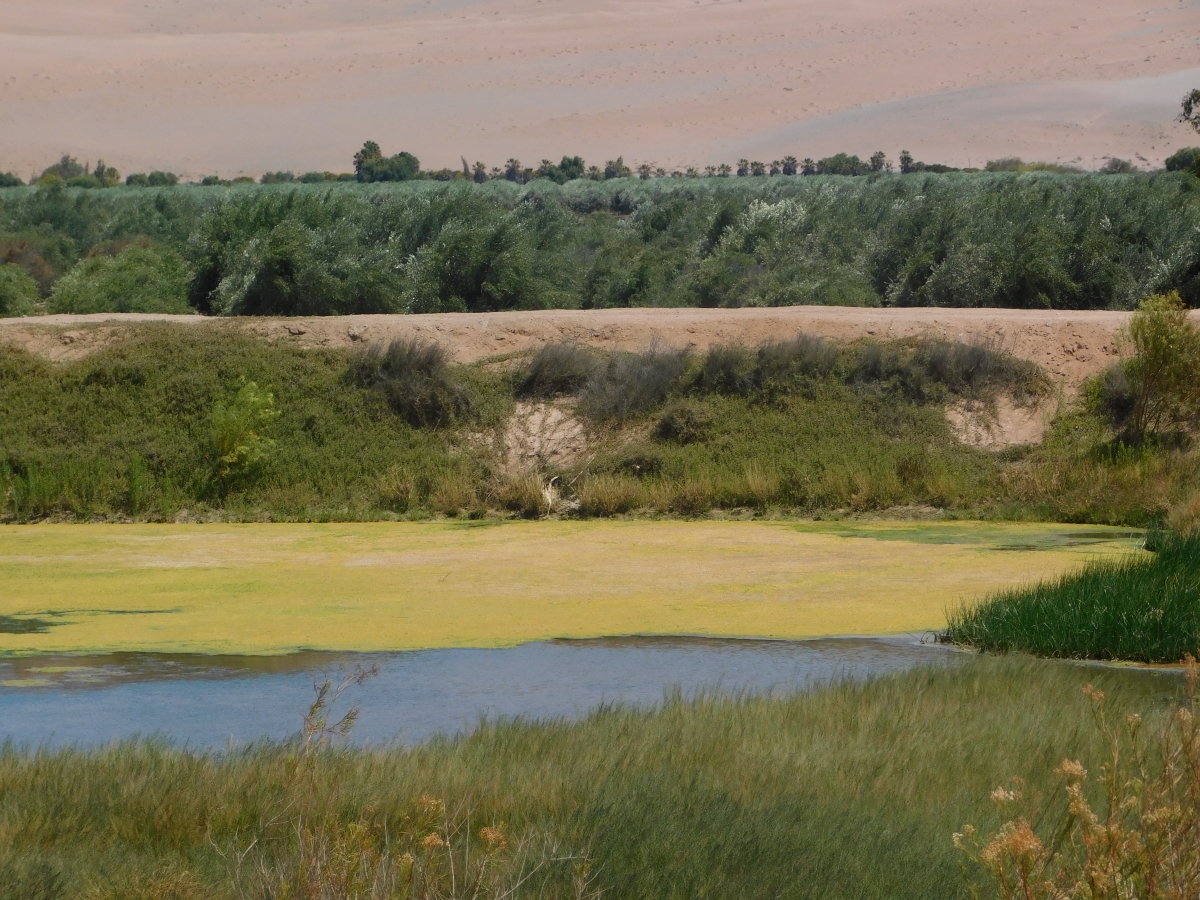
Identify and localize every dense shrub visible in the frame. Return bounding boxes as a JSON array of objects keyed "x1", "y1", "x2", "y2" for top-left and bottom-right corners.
[
  {"x1": 516, "y1": 343, "x2": 600, "y2": 398},
  {"x1": 577, "y1": 345, "x2": 689, "y2": 422},
  {"x1": 0, "y1": 264, "x2": 39, "y2": 317},
  {"x1": 50, "y1": 244, "x2": 192, "y2": 314},
  {"x1": 0, "y1": 174, "x2": 1196, "y2": 313},
  {"x1": 350, "y1": 338, "x2": 469, "y2": 427}
]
